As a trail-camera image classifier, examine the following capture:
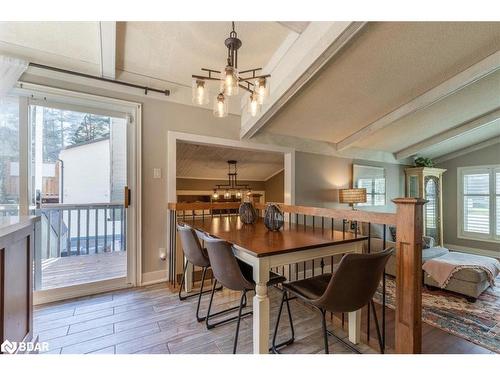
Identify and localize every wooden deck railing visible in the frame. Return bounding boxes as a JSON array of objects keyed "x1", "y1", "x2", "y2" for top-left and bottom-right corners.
[
  {"x1": 38, "y1": 203, "x2": 126, "y2": 259},
  {"x1": 167, "y1": 199, "x2": 425, "y2": 354}
]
